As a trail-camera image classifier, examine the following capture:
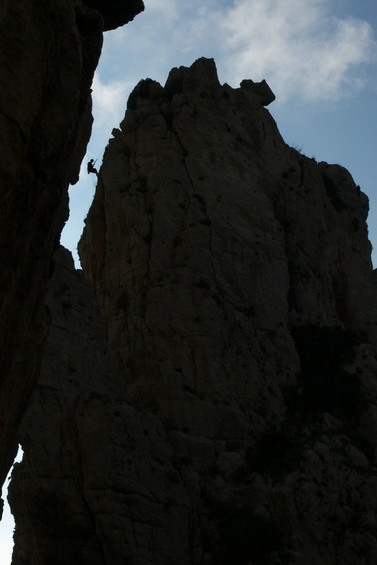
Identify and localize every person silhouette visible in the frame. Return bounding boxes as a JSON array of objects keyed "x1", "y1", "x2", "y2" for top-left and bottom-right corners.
[{"x1": 87, "y1": 159, "x2": 98, "y2": 176}]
